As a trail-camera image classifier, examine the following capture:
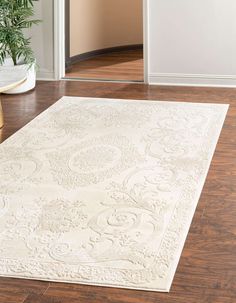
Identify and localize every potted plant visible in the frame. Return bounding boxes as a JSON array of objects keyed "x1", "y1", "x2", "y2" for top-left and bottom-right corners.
[{"x1": 0, "y1": 0, "x2": 41, "y2": 94}]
